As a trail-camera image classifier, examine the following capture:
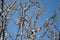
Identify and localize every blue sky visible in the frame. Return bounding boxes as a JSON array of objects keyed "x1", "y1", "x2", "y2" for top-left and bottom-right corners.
[{"x1": 4, "y1": 0, "x2": 60, "y2": 40}]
